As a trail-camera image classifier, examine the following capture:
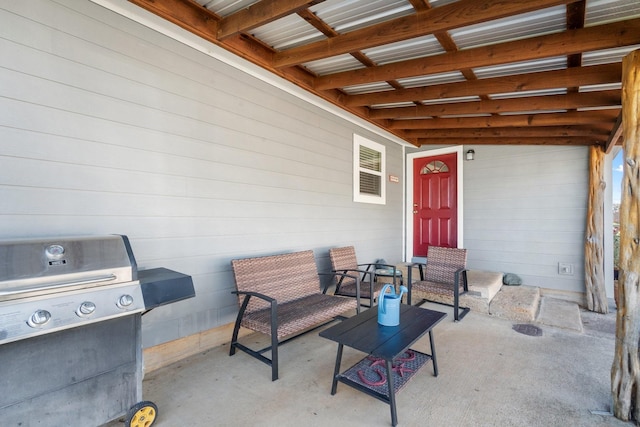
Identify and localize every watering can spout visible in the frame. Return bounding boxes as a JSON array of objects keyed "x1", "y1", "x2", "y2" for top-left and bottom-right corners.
[{"x1": 398, "y1": 285, "x2": 408, "y2": 299}]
